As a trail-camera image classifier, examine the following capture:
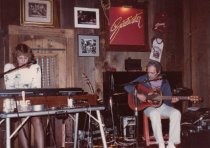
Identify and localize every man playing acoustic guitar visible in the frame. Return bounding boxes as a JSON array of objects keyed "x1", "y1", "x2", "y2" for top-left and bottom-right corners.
[{"x1": 124, "y1": 60, "x2": 181, "y2": 148}]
